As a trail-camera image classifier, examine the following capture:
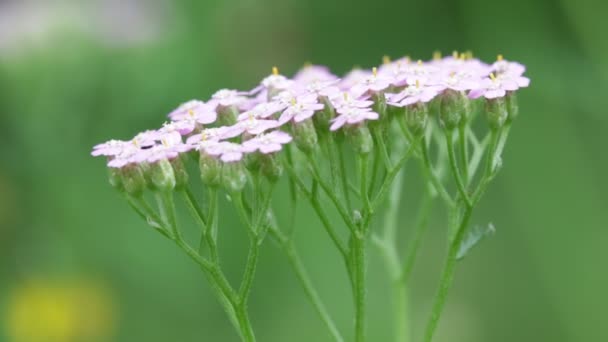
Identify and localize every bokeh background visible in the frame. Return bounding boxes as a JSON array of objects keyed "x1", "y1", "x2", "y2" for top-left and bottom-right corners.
[{"x1": 1, "y1": 0, "x2": 607, "y2": 341}]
